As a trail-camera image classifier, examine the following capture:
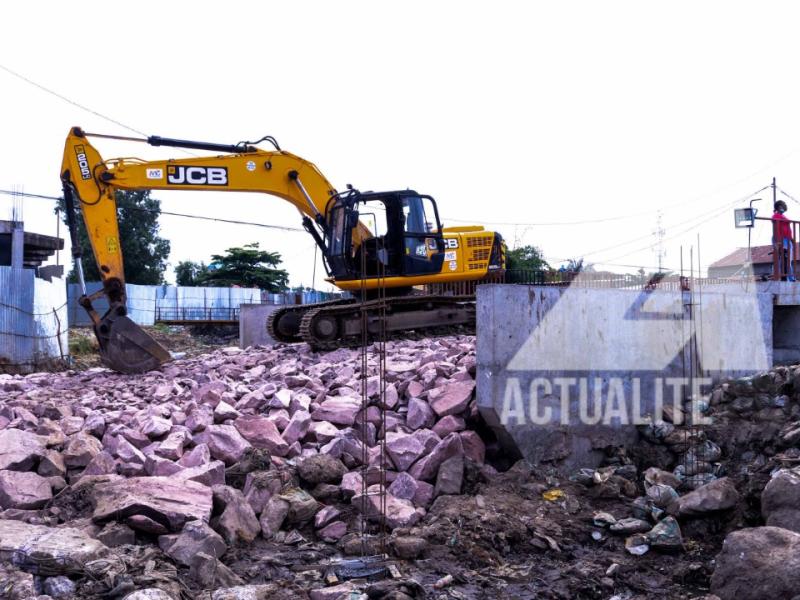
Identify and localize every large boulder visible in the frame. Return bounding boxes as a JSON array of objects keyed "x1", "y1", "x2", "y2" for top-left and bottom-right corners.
[
  {"x1": 195, "y1": 425, "x2": 252, "y2": 465},
  {"x1": 711, "y1": 526, "x2": 800, "y2": 600},
  {"x1": 92, "y1": 476, "x2": 213, "y2": 532},
  {"x1": 0, "y1": 470, "x2": 52, "y2": 509},
  {"x1": 0, "y1": 429, "x2": 47, "y2": 471},
  {"x1": 212, "y1": 485, "x2": 261, "y2": 544},
  {"x1": 310, "y1": 397, "x2": 361, "y2": 426},
  {"x1": 0, "y1": 519, "x2": 109, "y2": 576},
  {"x1": 667, "y1": 477, "x2": 739, "y2": 518},
  {"x1": 761, "y1": 467, "x2": 800, "y2": 533},
  {"x1": 429, "y1": 381, "x2": 475, "y2": 417},
  {"x1": 234, "y1": 416, "x2": 289, "y2": 456},
  {"x1": 297, "y1": 454, "x2": 347, "y2": 485},
  {"x1": 386, "y1": 433, "x2": 424, "y2": 473}
]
